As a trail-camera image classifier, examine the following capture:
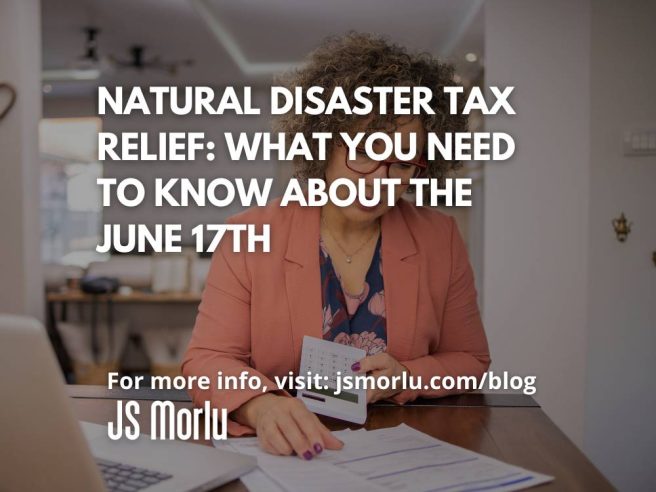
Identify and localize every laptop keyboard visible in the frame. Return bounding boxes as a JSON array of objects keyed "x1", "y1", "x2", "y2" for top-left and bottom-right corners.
[{"x1": 96, "y1": 458, "x2": 173, "y2": 491}]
